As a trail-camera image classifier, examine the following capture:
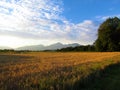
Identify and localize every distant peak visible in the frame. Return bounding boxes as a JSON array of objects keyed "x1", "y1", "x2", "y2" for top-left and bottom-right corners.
[{"x1": 54, "y1": 42, "x2": 63, "y2": 45}]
